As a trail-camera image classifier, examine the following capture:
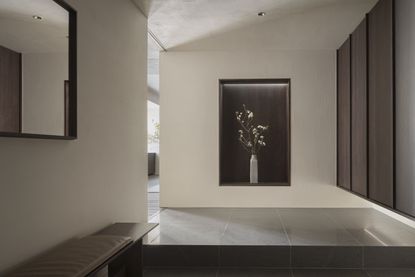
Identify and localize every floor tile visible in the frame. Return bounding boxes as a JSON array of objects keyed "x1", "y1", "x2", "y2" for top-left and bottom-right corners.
[
  {"x1": 143, "y1": 268, "x2": 217, "y2": 277},
  {"x1": 221, "y1": 224, "x2": 289, "y2": 245},
  {"x1": 228, "y1": 208, "x2": 282, "y2": 227},
  {"x1": 221, "y1": 208, "x2": 289, "y2": 245},
  {"x1": 219, "y1": 268, "x2": 292, "y2": 276},
  {"x1": 291, "y1": 246, "x2": 363, "y2": 268},
  {"x1": 366, "y1": 269, "x2": 415, "y2": 277},
  {"x1": 364, "y1": 247, "x2": 415, "y2": 269},
  {"x1": 143, "y1": 245, "x2": 219, "y2": 267},
  {"x1": 293, "y1": 269, "x2": 368, "y2": 277},
  {"x1": 324, "y1": 209, "x2": 415, "y2": 246},
  {"x1": 278, "y1": 209, "x2": 361, "y2": 246},
  {"x1": 147, "y1": 208, "x2": 230, "y2": 245},
  {"x1": 151, "y1": 222, "x2": 225, "y2": 245},
  {"x1": 219, "y1": 246, "x2": 290, "y2": 268}
]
